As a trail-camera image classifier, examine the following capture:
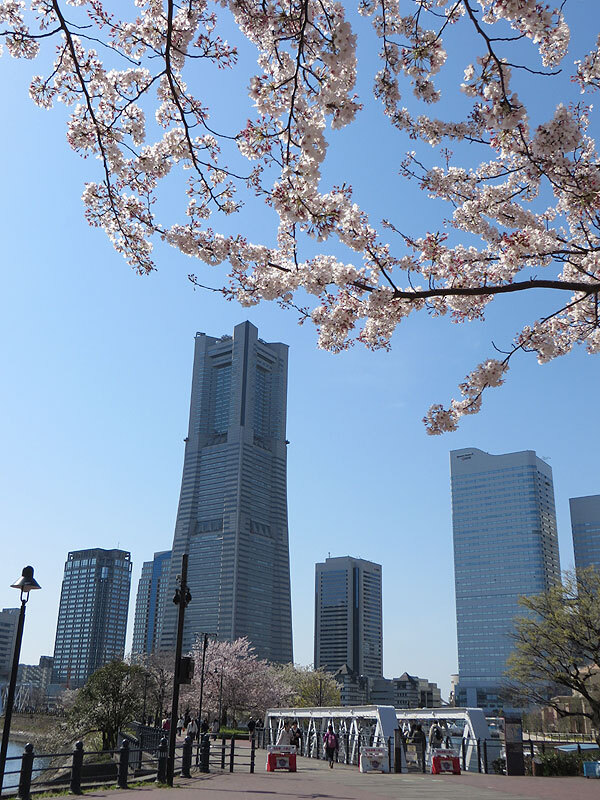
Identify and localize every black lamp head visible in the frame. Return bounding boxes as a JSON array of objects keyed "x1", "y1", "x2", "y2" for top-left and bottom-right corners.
[{"x1": 11, "y1": 565, "x2": 41, "y2": 593}]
